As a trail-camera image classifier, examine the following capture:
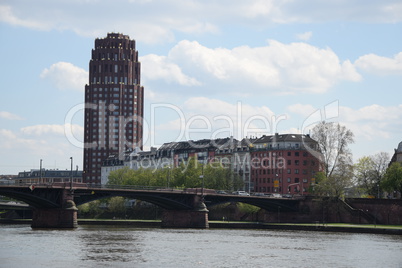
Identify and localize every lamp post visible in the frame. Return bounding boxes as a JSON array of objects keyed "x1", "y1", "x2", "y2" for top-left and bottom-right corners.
[
  {"x1": 166, "y1": 166, "x2": 170, "y2": 189},
  {"x1": 200, "y1": 158, "x2": 205, "y2": 197},
  {"x1": 277, "y1": 206, "x2": 281, "y2": 223},
  {"x1": 70, "y1": 157, "x2": 73, "y2": 191},
  {"x1": 39, "y1": 159, "x2": 42, "y2": 184},
  {"x1": 287, "y1": 182, "x2": 303, "y2": 196},
  {"x1": 377, "y1": 183, "x2": 380, "y2": 199}
]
